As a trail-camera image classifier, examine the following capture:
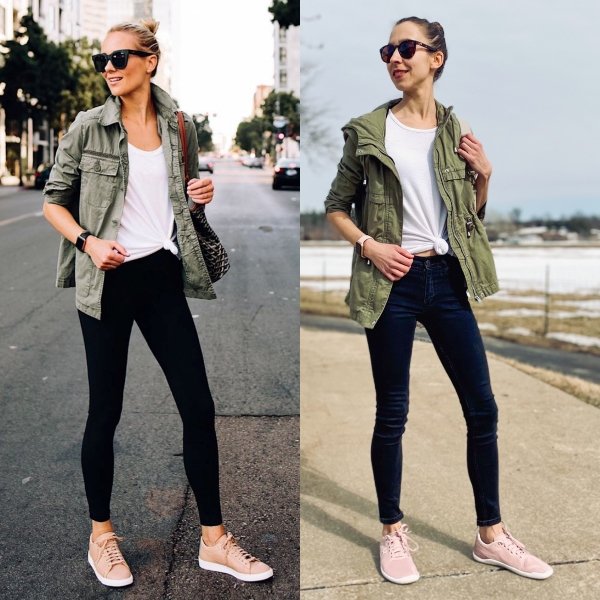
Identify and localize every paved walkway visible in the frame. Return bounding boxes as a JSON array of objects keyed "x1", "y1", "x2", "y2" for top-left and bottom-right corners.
[{"x1": 301, "y1": 327, "x2": 600, "y2": 599}]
